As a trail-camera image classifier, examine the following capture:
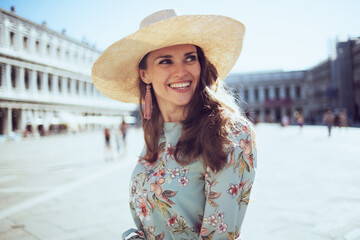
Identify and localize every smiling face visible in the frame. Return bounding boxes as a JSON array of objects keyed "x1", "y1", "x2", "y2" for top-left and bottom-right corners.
[{"x1": 139, "y1": 44, "x2": 201, "y2": 121}]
